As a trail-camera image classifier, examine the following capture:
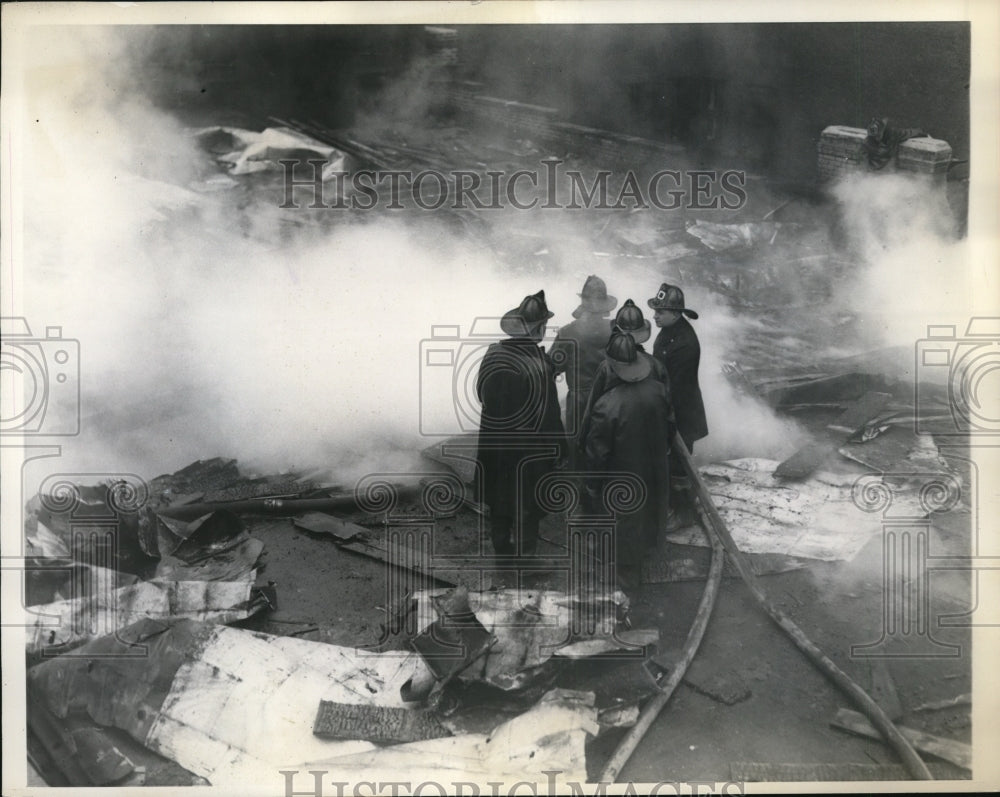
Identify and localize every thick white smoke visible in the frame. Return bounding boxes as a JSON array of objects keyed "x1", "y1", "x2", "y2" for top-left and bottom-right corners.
[
  {"x1": 17, "y1": 26, "x2": 970, "y2": 498},
  {"x1": 831, "y1": 171, "x2": 972, "y2": 347}
]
